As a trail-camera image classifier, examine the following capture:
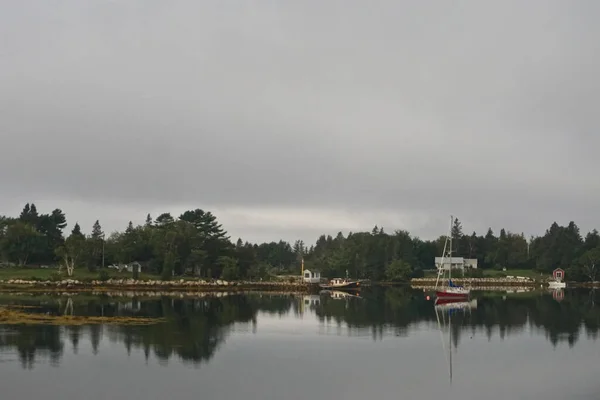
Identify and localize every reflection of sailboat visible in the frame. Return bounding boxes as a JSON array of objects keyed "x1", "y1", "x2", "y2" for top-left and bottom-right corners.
[
  {"x1": 435, "y1": 216, "x2": 470, "y2": 300},
  {"x1": 434, "y1": 297, "x2": 477, "y2": 311},
  {"x1": 434, "y1": 298, "x2": 475, "y2": 383}
]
